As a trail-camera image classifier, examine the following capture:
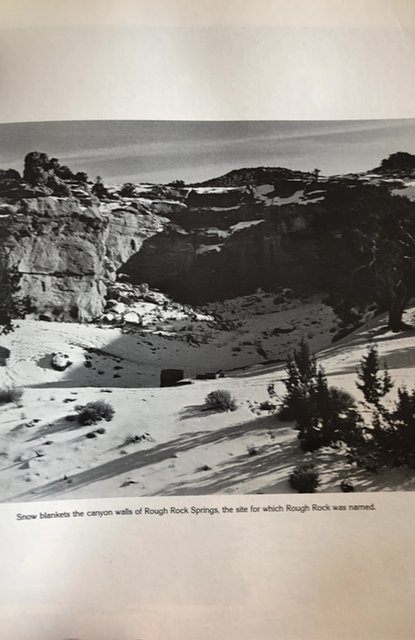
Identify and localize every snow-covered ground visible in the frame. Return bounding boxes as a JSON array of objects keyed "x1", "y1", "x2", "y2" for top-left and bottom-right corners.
[
  {"x1": 1, "y1": 297, "x2": 415, "y2": 502},
  {"x1": 392, "y1": 182, "x2": 415, "y2": 201},
  {"x1": 252, "y1": 184, "x2": 326, "y2": 206}
]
